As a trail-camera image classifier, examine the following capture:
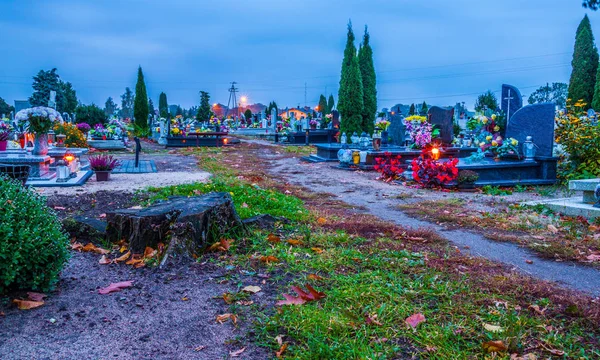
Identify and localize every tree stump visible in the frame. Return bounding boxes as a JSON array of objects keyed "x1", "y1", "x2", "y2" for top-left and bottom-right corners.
[{"x1": 105, "y1": 192, "x2": 246, "y2": 265}]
